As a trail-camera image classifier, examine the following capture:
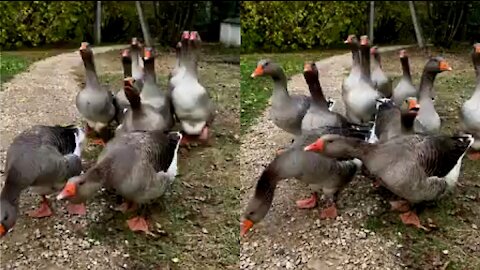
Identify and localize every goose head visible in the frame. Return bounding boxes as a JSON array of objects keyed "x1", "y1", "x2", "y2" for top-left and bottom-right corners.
[
  {"x1": 424, "y1": 56, "x2": 453, "y2": 73},
  {"x1": 304, "y1": 134, "x2": 365, "y2": 160},
  {"x1": 56, "y1": 173, "x2": 102, "y2": 204},
  {"x1": 403, "y1": 97, "x2": 420, "y2": 114},
  {"x1": 251, "y1": 59, "x2": 281, "y2": 78},
  {"x1": 472, "y1": 43, "x2": 480, "y2": 70},
  {"x1": 303, "y1": 61, "x2": 319, "y2": 84},
  {"x1": 241, "y1": 195, "x2": 272, "y2": 237},
  {"x1": 344, "y1": 34, "x2": 359, "y2": 48},
  {"x1": 122, "y1": 49, "x2": 132, "y2": 63},
  {"x1": 0, "y1": 199, "x2": 17, "y2": 237},
  {"x1": 79, "y1": 42, "x2": 93, "y2": 62}
]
